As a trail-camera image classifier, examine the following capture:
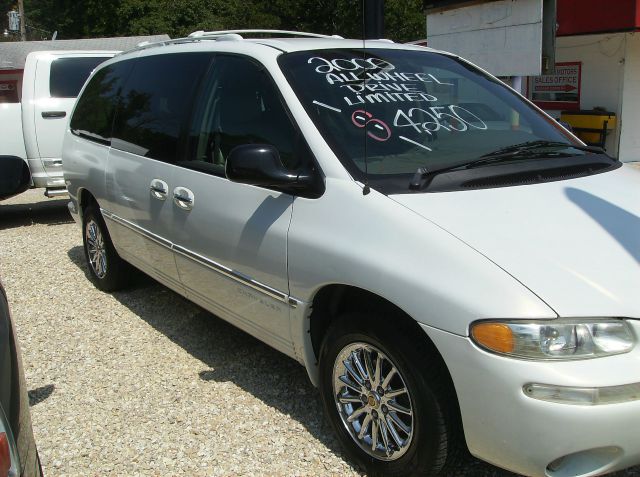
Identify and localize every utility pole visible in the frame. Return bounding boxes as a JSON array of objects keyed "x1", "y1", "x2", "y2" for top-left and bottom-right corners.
[
  {"x1": 364, "y1": 0, "x2": 384, "y2": 39},
  {"x1": 18, "y1": 0, "x2": 26, "y2": 41}
]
